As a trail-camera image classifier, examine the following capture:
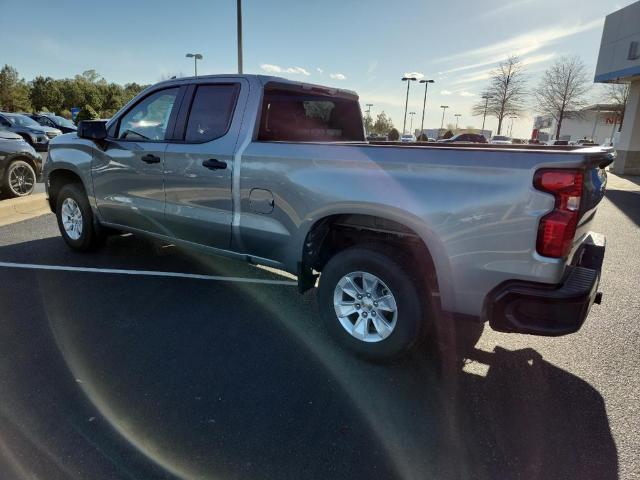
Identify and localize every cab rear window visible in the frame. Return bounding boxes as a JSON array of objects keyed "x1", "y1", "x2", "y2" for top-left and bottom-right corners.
[{"x1": 258, "y1": 87, "x2": 364, "y2": 142}]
